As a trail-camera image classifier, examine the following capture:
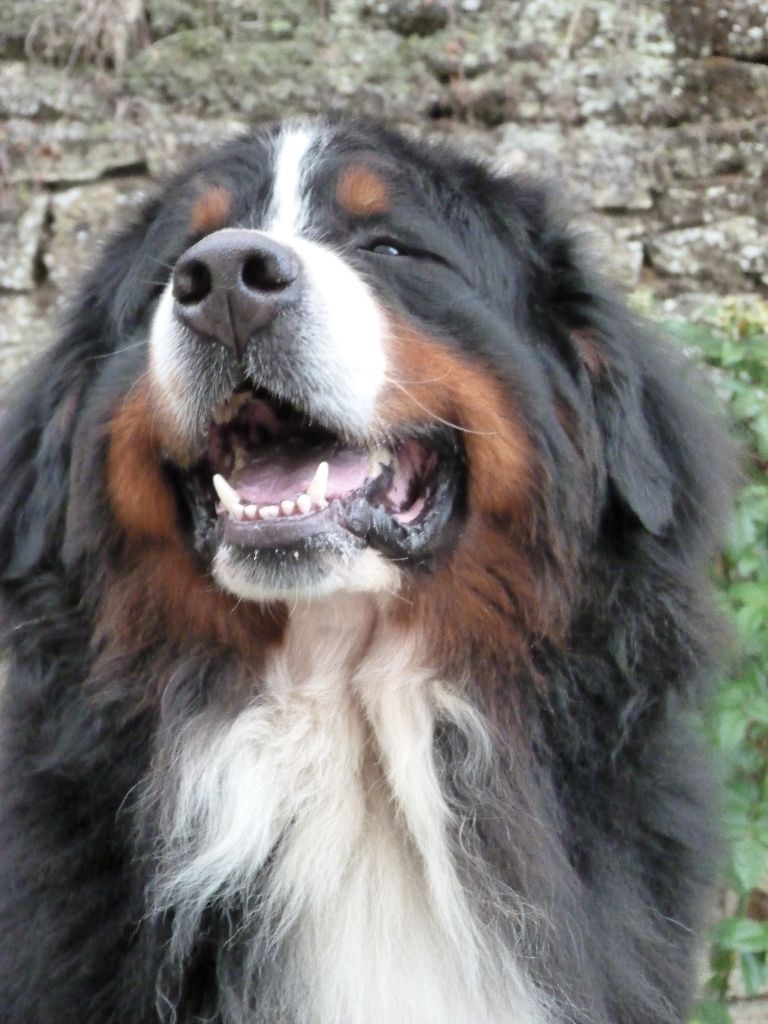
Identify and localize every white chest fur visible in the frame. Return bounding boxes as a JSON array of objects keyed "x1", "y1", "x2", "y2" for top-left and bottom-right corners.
[{"x1": 153, "y1": 596, "x2": 547, "y2": 1024}]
